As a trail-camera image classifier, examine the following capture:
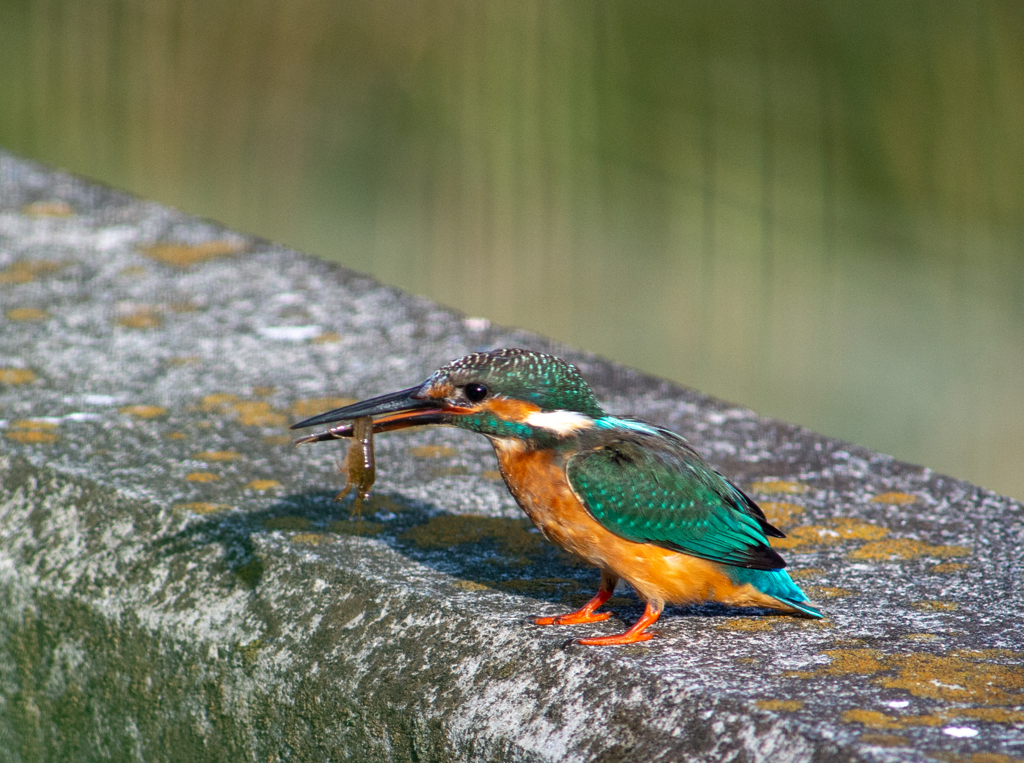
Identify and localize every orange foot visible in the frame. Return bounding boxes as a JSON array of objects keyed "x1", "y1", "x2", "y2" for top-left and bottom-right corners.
[
  {"x1": 533, "y1": 587, "x2": 613, "y2": 626},
  {"x1": 575, "y1": 602, "x2": 662, "y2": 646},
  {"x1": 534, "y1": 610, "x2": 612, "y2": 626}
]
